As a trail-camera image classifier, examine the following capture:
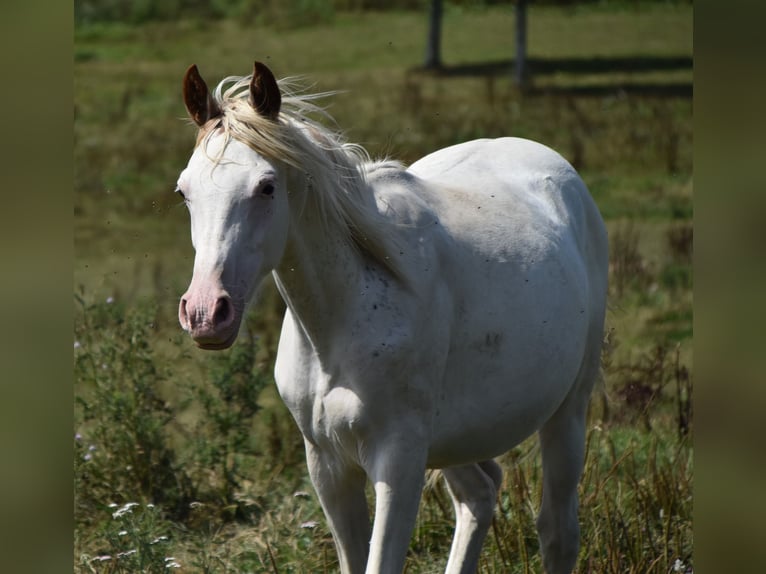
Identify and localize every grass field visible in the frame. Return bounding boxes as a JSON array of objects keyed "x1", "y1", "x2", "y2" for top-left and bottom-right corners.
[{"x1": 74, "y1": 3, "x2": 692, "y2": 572}]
